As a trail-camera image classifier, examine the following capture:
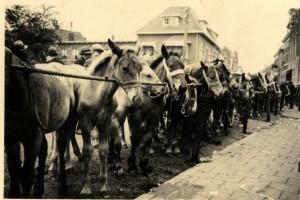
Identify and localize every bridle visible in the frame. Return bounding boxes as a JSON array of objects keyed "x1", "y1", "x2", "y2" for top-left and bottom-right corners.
[
  {"x1": 202, "y1": 66, "x2": 223, "y2": 90},
  {"x1": 162, "y1": 58, "x2": 185, "y2": 100}
]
